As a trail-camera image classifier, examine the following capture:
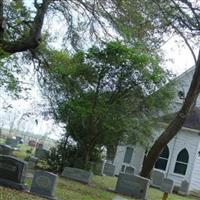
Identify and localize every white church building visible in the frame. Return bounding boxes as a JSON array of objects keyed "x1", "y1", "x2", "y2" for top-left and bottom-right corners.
[{"x1": 113, "y1": 66, "x2": 200, "y2": 195}]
